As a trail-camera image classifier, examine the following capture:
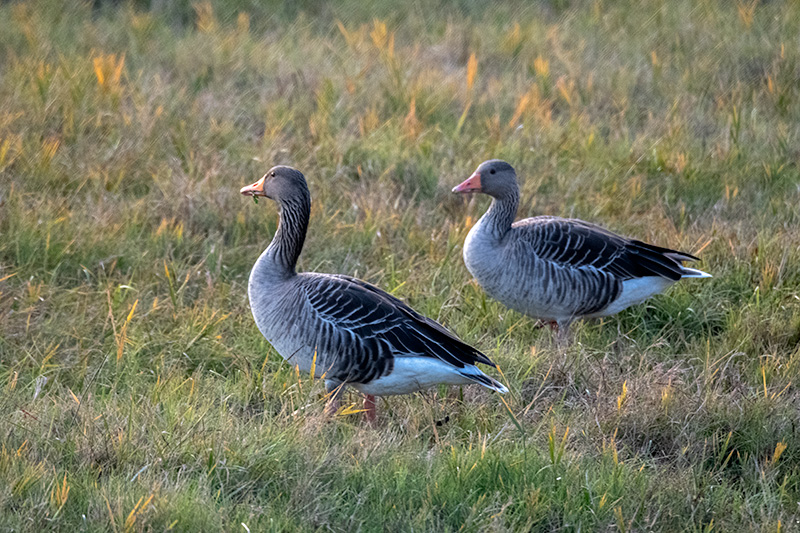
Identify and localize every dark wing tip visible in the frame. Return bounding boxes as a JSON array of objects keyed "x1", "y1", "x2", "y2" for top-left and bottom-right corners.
[{"x1": 665, "y1": 251, "x2": 700, "y2": 262}]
